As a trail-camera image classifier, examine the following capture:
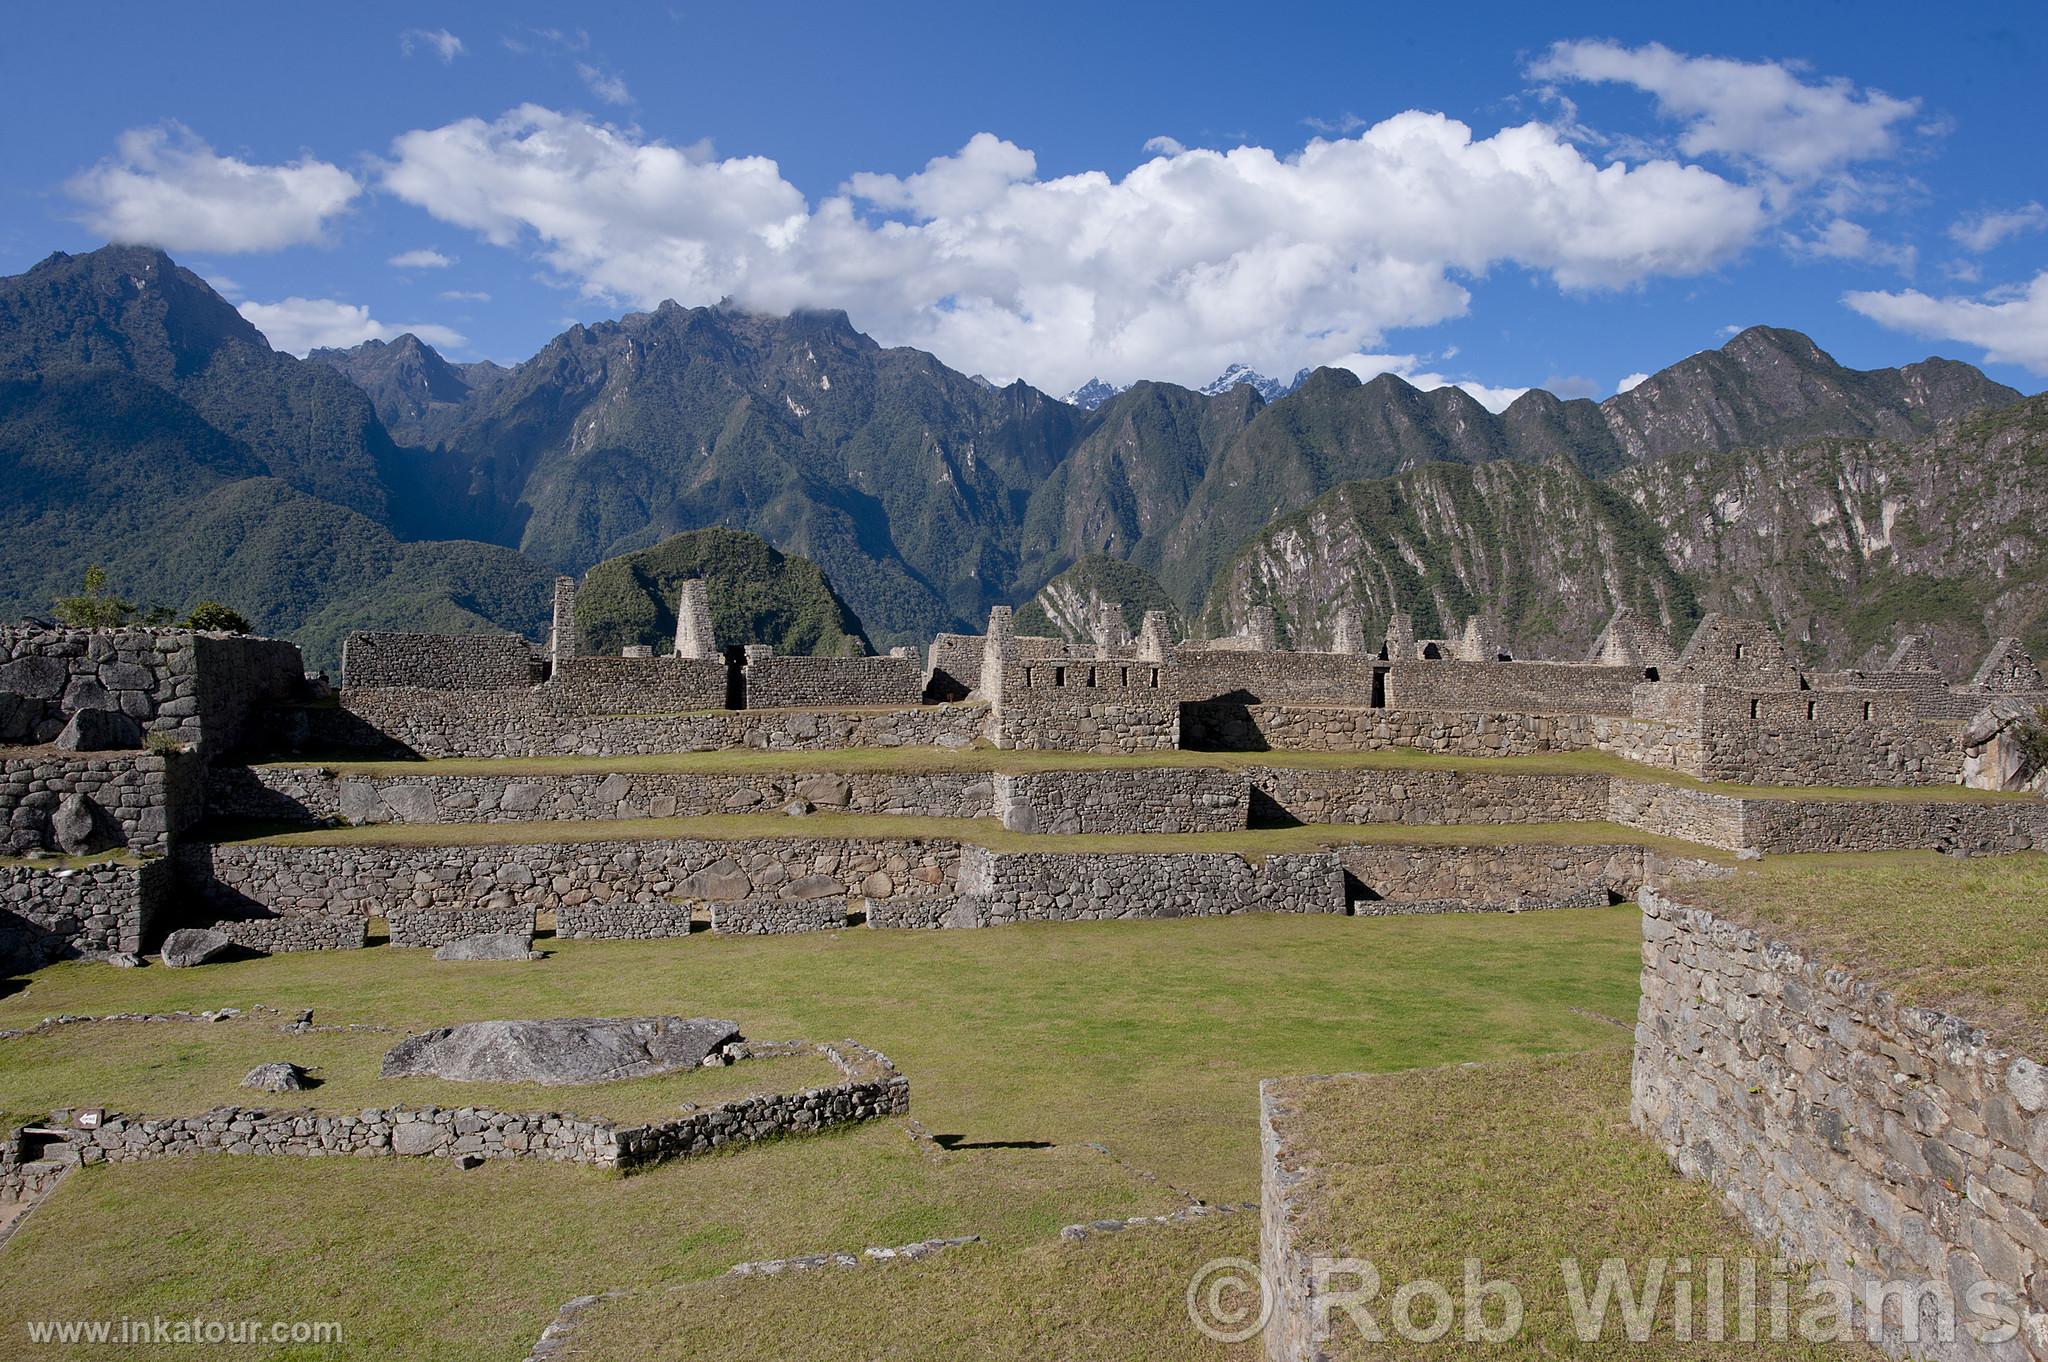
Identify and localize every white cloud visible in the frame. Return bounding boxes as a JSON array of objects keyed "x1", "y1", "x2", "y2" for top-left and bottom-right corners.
[
  {"x1": 1328, "y1": 351, "x2": 1530, "y2": 413},
  {"x1": 1787, "y1": 218, "x2": 1916, "y2": 273},
  {"x1": 237, "y1": 297, "x2": 466, "y2": 356},
  {"x1": 401, "y1": 28, "x2": 464, "y2": 62},
  {"x1": 1616, "y1": 371, "x2": 1651, "y2": 393},
  {"x1": 439, "y1": 289, "x2": 492, "y2": 302},
  {"x1": 388, "y1": 248, "x2": 455, "y2": 269},
  {"x1": 1529, "y1": 40, "x2": 1921, "y2": 181},
  {"x1": 1948, "y1": 203, "x2": 2048, "y2": 254},
  {"x1": 575, "y1": 62, "x2": 632, "y2": 106},
  {"x1": 1845, "y1": 273, "x2": 2048, "y2": 375},
  {"x1": 68, "y1": 123, "x2": 360, "y2": 253},
  {"x1": 381, "y1": 104, "x2": 1764, "y2": 393}
]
